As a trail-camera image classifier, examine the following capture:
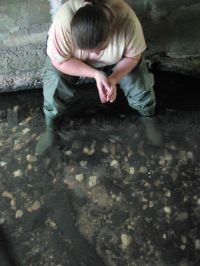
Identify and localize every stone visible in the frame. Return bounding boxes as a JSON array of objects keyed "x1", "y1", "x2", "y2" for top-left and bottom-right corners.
[
  {"x1": 129, "y1": 167, "x2": 135, "y2": 175},
  {"x1": 121, "y1": 233, "x2": 133, "y2": 249},
  {"x1": 27, "y1": 201, "x2": 41, "y2": 212},
  {"x1": 15, "y1": 210, "x2": 24, "y2": 218},
  {"x1": 22, "y1": 128, "x2": 31, "y2": 134},
  {"x1": 83, "y1": 146, "x2": 95, "y2": 155},
  {"x1": 195, "y1": 239, "x2": 200, "y2": 250},
  {"x1": 181, "y1": 235, "x2": 187, "y2": 244},
  {"x1": 164, "y1": 190, "x2": 171, "y2": 198},
  {"x1": 26, "y1": 154, "x2": 38, "y2": 163},
  {"x1": 110, "y1": 160, "x2": 119, "y2": 168},
  {"x1": 0, "y1": 218, "x2": 5, "y2": 224},
  {"x1": 0, "y1": 161, "x2": 7, "y2": 167},
  {"x1": 65, "y1": 150, "x2": 72, "y2": 156},
  {"x1": 197, "y1": 198, "x2": 200, "y2": 205},
  {"x1": 13, "y1": 105, "x2": 20, "y2": 112},
  {"x1": 88, "y1": 175, "x2": 97, "y2": 187},
  {"x1": 75, "y1": 174, "x2": 84, "y2": 182},
  {"x1": 13, "y1": 169, "x2": 23, "y2": 177},
  {"x1": 10, "y1": 199, "x2": 16, "y2": 208},
  {"x1": 101, "y1": 145, "x2": 109, "y2": 153},
  {"x1": 80, "y1": 161, "x2": 87, "y2": 168},
  {"x1": 139, "y1": 166, "x2": 148, "y2": 174},
  {"x1": 2, "y1": 191, "x2": 13, "y2": 199},
  {"x1": 164, "y1": 206, "x2": 171, "y2": 214},
  {"x1": 187, "y1": 151, "x2": 194, "y2": 160}
]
